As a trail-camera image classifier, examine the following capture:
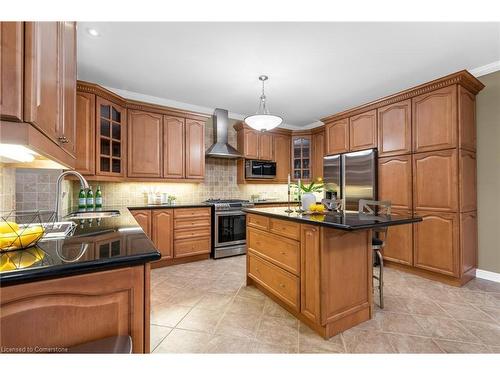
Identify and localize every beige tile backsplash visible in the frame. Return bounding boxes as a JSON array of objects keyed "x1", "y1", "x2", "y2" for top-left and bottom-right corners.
[{"x1": 0, "y1": 165, "x2": 16, "y2": 213}]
